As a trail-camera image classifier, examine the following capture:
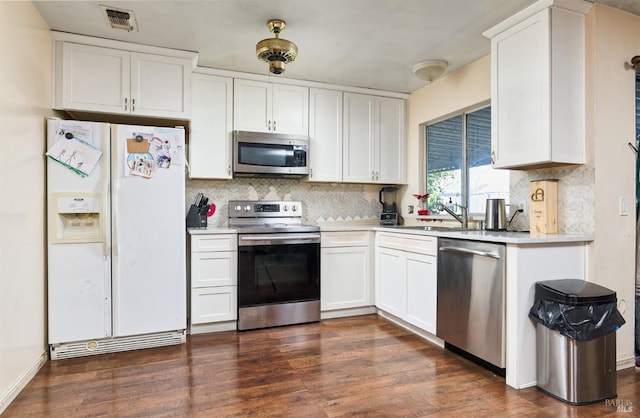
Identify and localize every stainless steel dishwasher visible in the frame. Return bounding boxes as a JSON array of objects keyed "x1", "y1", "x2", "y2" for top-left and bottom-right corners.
[{"x1": 436, "y1": 238, "x2": 506, "y2": 371}]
